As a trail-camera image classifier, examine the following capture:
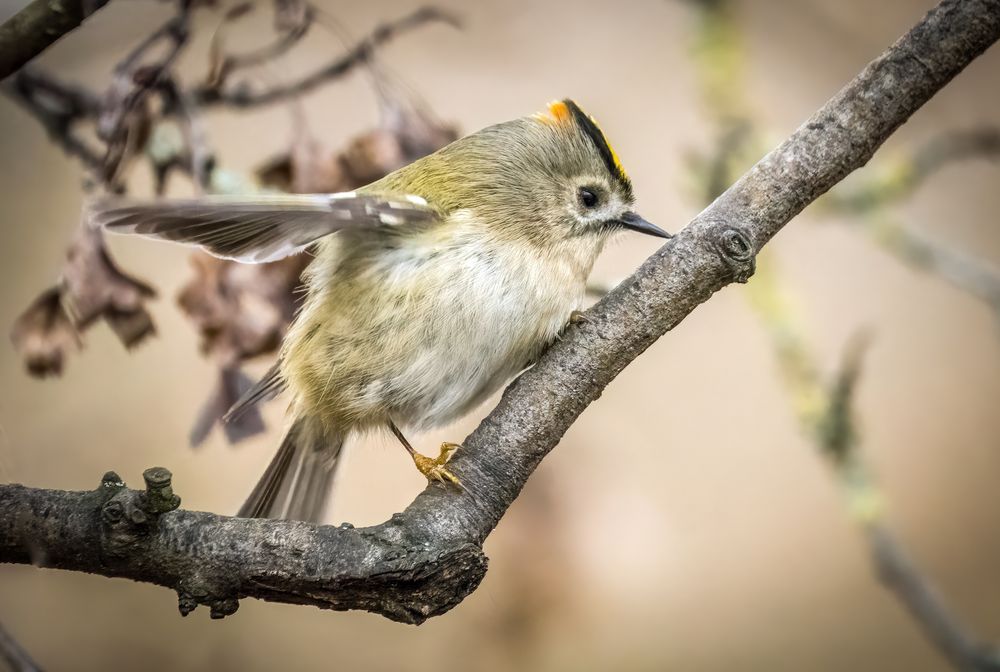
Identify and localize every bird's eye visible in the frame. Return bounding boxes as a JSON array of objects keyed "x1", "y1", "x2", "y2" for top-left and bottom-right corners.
[{"x1": 578, "y1": 187, "x2": 599, "y2": 208}]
